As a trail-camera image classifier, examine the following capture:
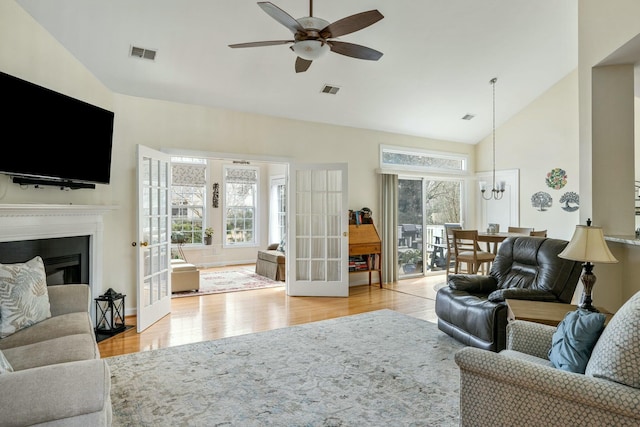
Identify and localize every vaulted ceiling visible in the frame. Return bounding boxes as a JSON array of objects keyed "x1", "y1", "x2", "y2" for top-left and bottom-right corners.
[{"x1": 16, "y1": 0, "x2": 578, "y2": 144}]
